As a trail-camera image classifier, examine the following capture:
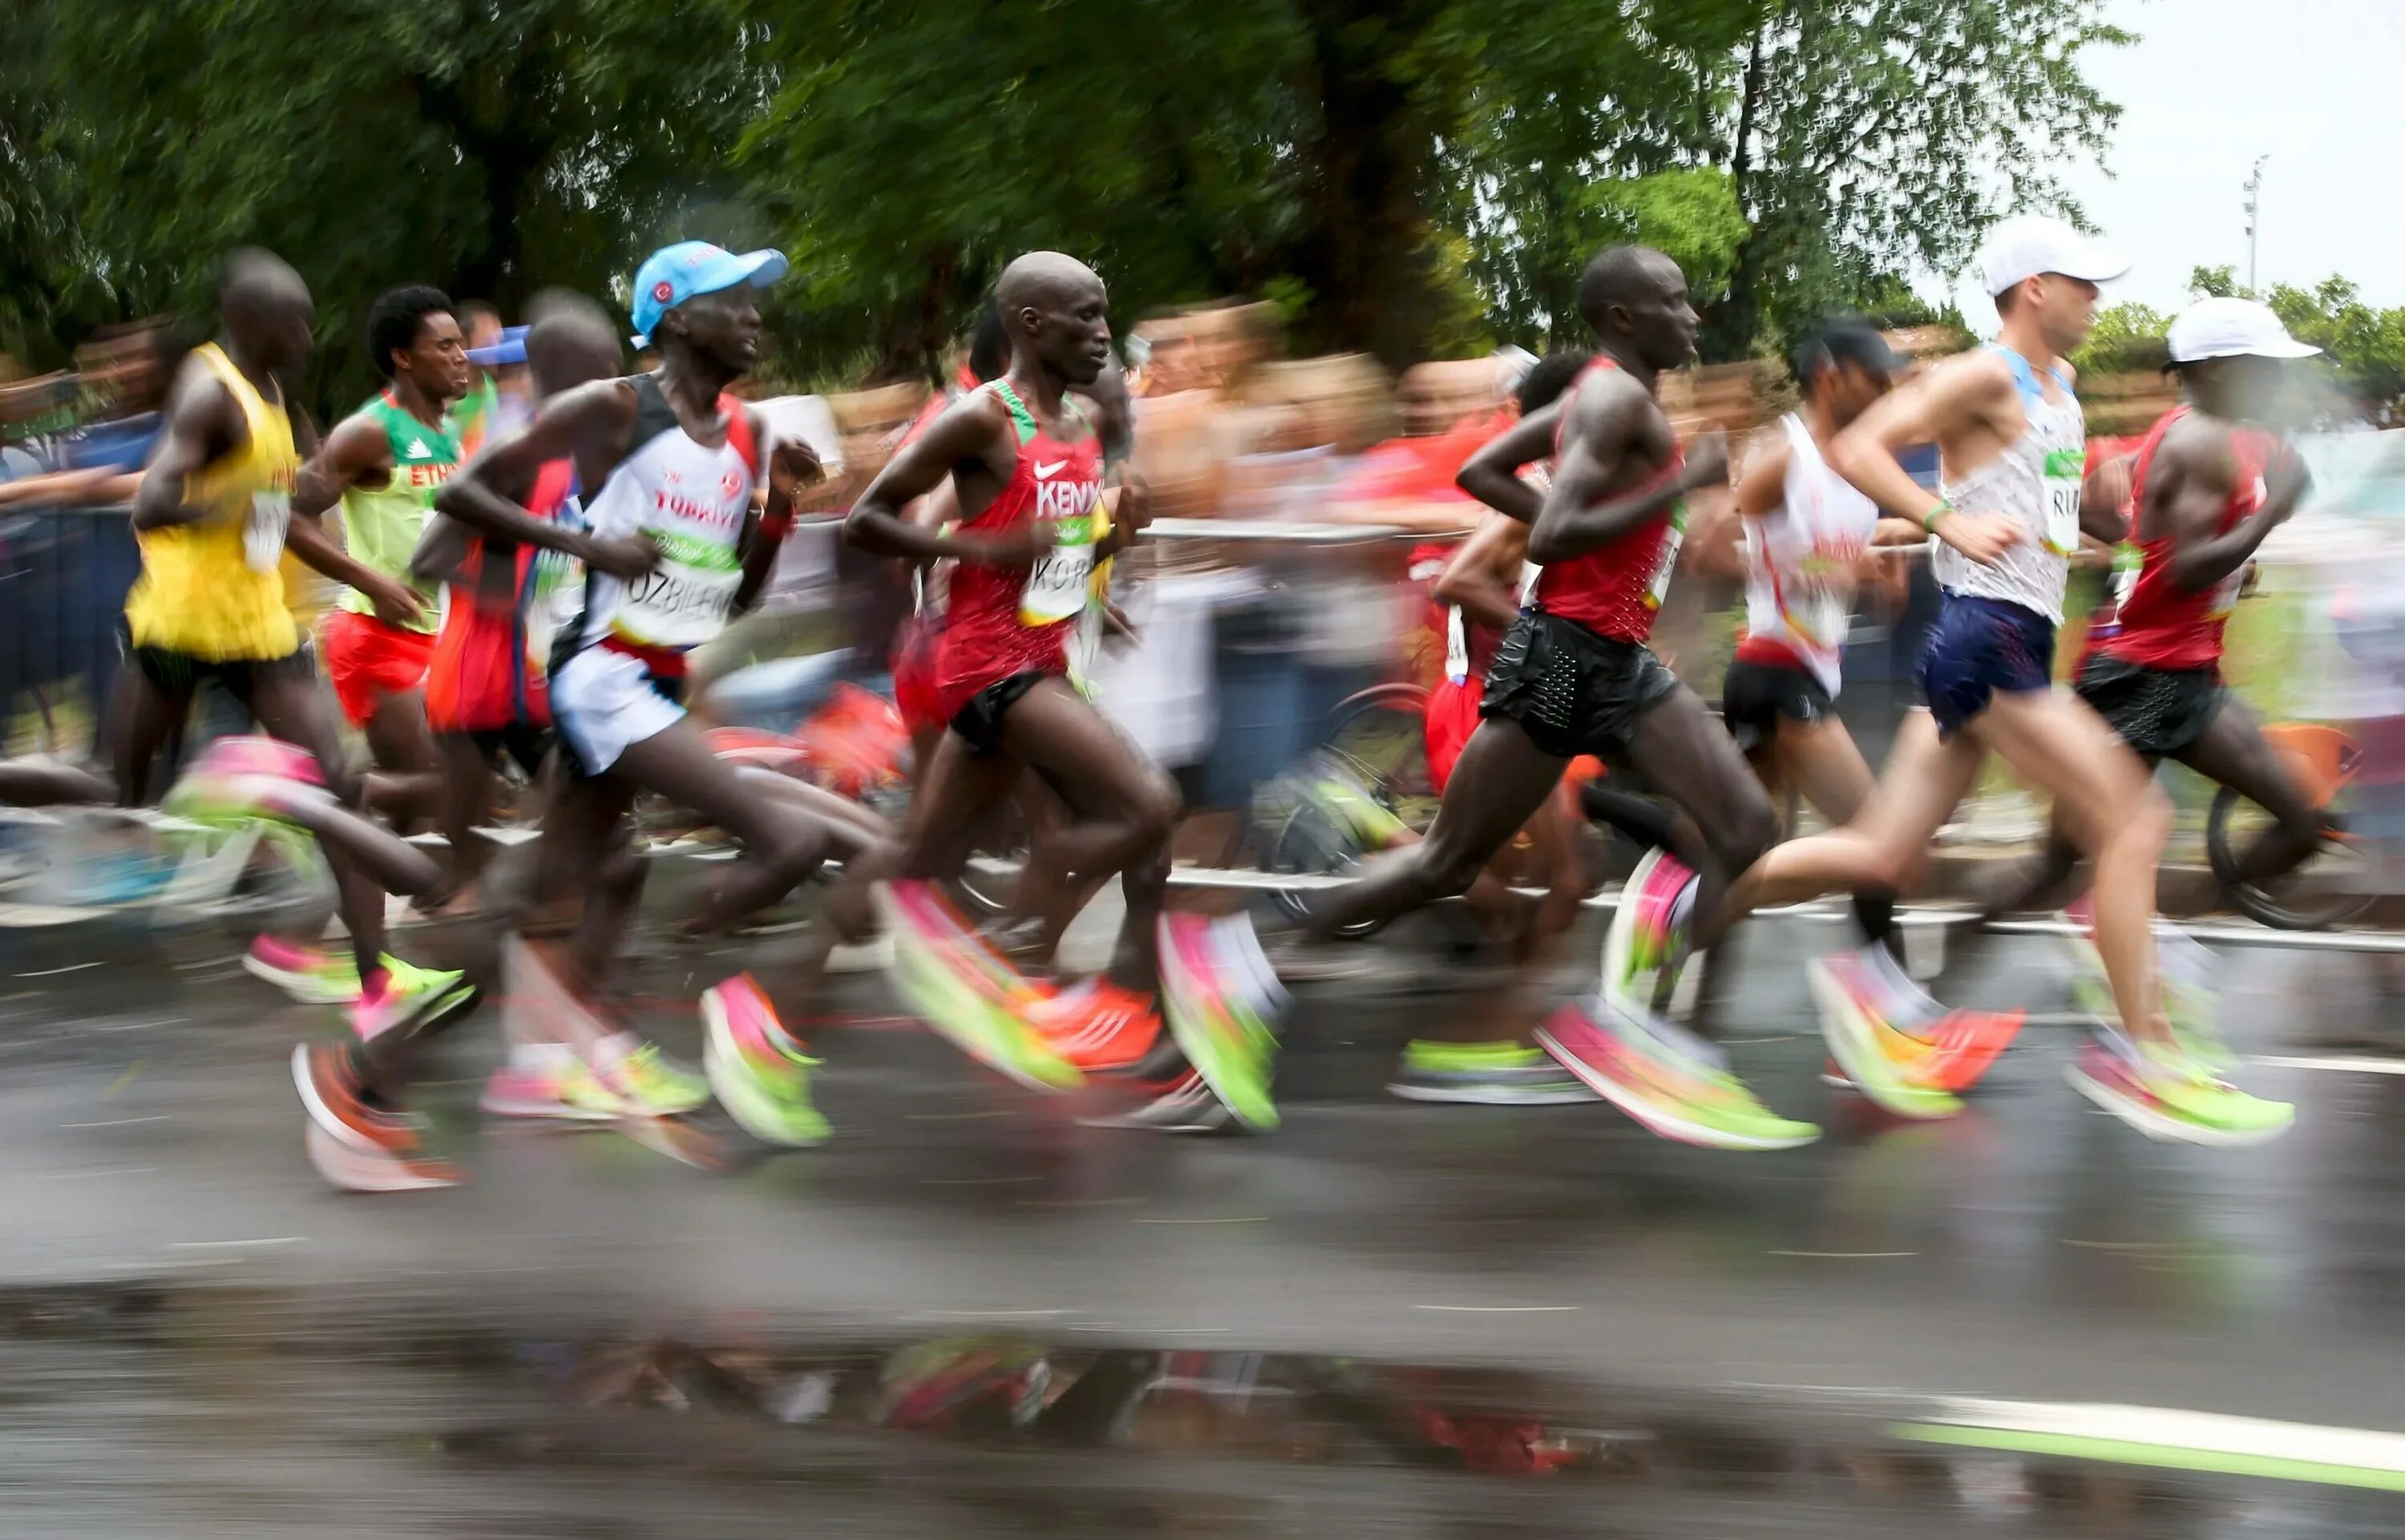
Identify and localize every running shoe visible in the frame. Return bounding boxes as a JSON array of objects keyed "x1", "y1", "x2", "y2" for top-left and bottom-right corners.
[
  {"x1": 1601, "y1": 847, "x2": 1696, "y2": 1013},
  {"x1": 162, "y1": 736, "x2": 332, "y2": 828},
  {"x1": 1025, "y1": 977, "x2": 1160, "y2": 1073},
  {"x1": 2061, "y1": 900, "x2": 2234, "y2": 1069},
  {"x1": 594, "y1": 1037, "x2": 713, "y2": 1118},
  {"x1": 1158, "y1": 911, "x2": 1280, "y2": 1131},
  {"x1": 1387, "y1": 1040, "x2": 1596, "y2": 1105},
  {"x1": 477, "y1": 1045, "x2": 625, "y2": 1122},
  {"x1": 290, "y1": 1041, "x2": 461, "y2": 1188},
  {"x1": 245, "y1": 936, "x2": 362, "y2": 1004},
  {"x1": 1077, "y1": 1068, "x2": 1235, "y2": 1134},
  {"x1": 879, "y1": 880, "x2": 1081, "y2": 1092},
  {"x1": 1806, "y1": 952, "x2": 1961, "y2": 1120},
  {"x1": 351, "y1": 957, "x2": 475, "y2": 1043},
  {"x1": 2065, "y1": 1038, "x2": 2294, "y2": 1146},
  {"x1": 701, "y1": 973, "x2": 830, "y2": 1148},
  {"x1": 301, "y1": 1121, "x2": 461, "y2": 1193},
  {"x1": 1535, "y1": 1001, "x2": 1818, "y2": 1150}
]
